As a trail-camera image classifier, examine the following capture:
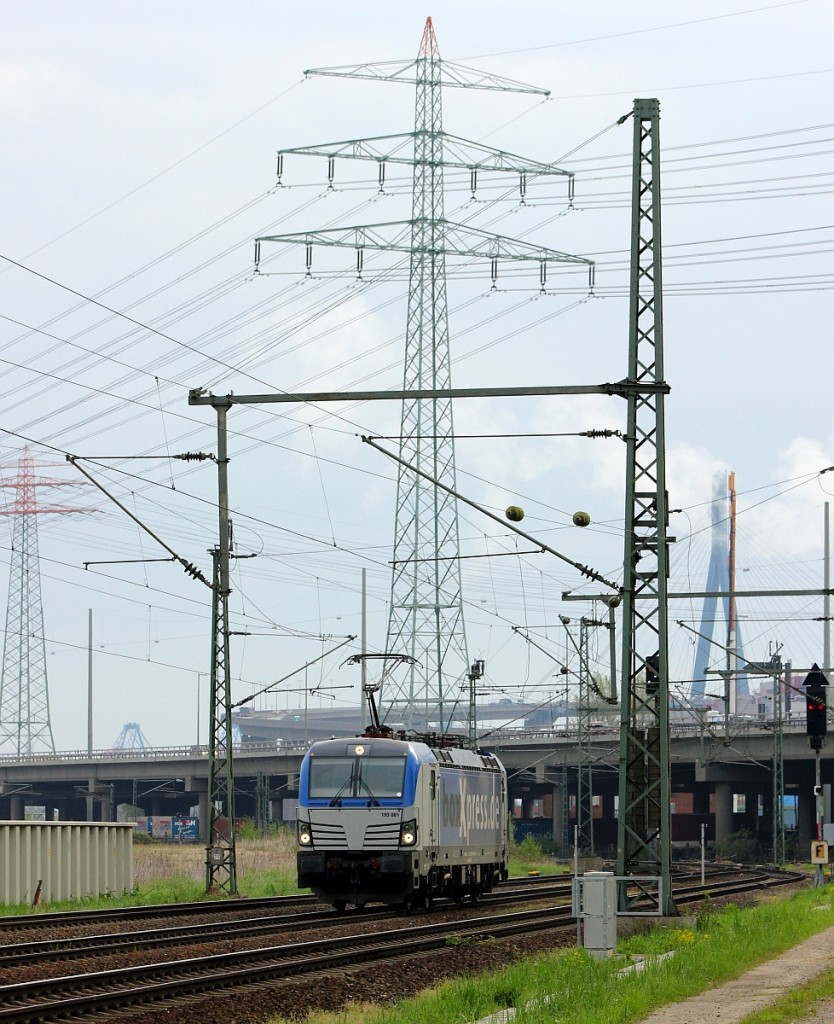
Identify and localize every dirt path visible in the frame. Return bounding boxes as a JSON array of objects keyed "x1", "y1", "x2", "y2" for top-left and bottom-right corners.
[{"x1": 636, "y1": 924, "x2": 834, "y2": 1024}]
